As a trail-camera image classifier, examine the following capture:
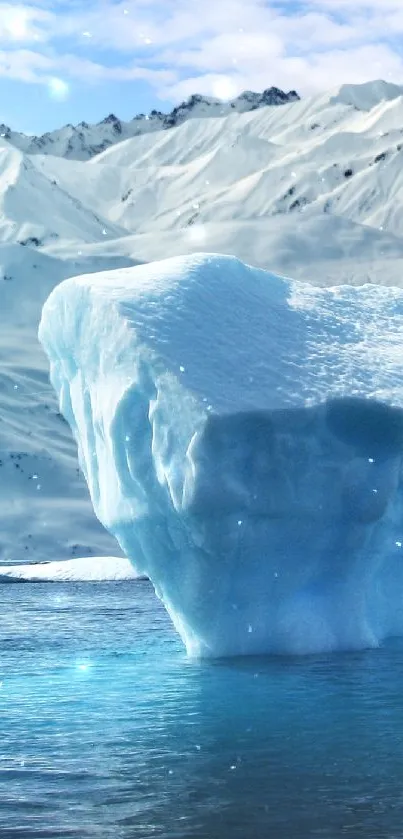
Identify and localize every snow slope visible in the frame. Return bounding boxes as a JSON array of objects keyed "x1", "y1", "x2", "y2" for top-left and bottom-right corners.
[
  {"x1": 40, "y1": 253, "x2": 403, "y2": 656},
  {"x1": 2, "y1": 78, "x2": 403, "y2": 569},
  {"x1": 0, "y1": 243, "x2": 139, "y2": 564},
  {"x1": 0, "y1": 140, "x2": 125, "y2": 245}
]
